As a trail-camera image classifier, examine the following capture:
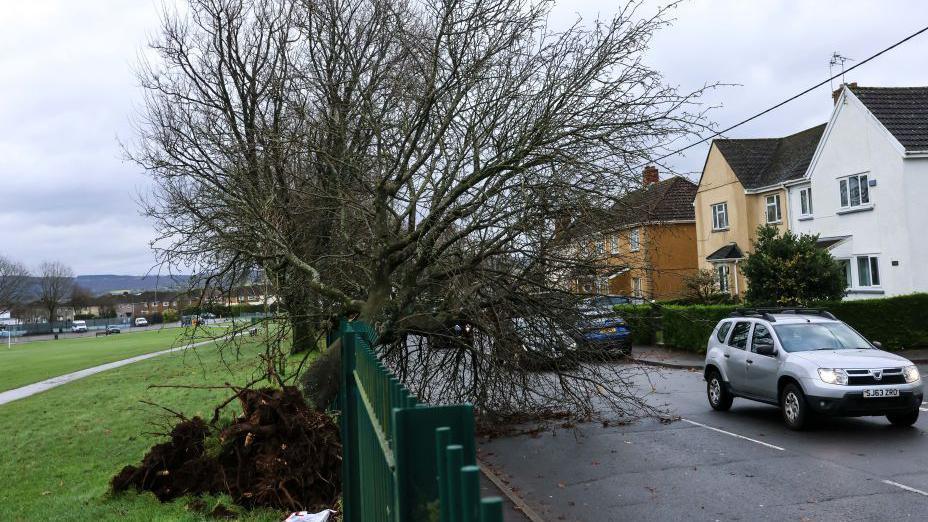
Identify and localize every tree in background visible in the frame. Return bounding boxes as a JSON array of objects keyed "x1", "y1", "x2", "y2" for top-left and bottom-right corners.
[
  {"x1": 0, "y1": 255, "x2": 31, "y2": 315},
  {"x1": 136, "y1": 0, "x2": 715, "y2": 421},
  {"x1": 741, "y1": 226, "x2": 846, "y2": 306},
  {"x1": 69, "y1": 284, "x2": 94, "y2": 315},
  {"x1": 38, "y1": 261, "x2": 74, "y2": 323},
  {"x1": 681, "y1": 269, "x2": 732, "y2": 304}
]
